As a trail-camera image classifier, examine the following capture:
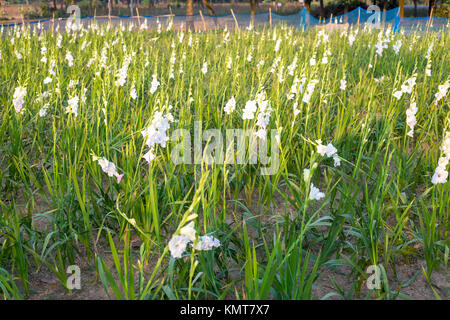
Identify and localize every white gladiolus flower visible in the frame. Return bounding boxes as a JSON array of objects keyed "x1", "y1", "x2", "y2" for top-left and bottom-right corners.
[
  {"x1": 375, "y1": 40, "x2": 388, "y2": 57},
  {"x1": 44, "y1": 77, "x2": 52, "y2": 84},
  {"x1": 13, "y1": 86, "x2": 27, "y2": 113},
  {"x1": 406, "y1": 101, "x2": 418, "y2": 138},
  {"x1": 201, "y1": 62, "x2": 208, "y2": 75},
  {"x1": 302, "y1": 80, "x2": 318, "y2": 104},
  {"x1": 141, "y1": 111, "x2": 172, "y2": 163},
  {"x1": 438, "y1": 156, "x2": 449, "y2": 169},
  {"x1": 333, "y1": 154, "x2": 341, "y2": 167},
  {"x1": 316, "y1": 140, "x2": 340, "y2": 167},
  {"x1": 194, "y1": 235, "x2": 220, "y2": 251},
  {"x1": 130, "y1": 86, "x2": 137, "y2": 100},
  {"x1": 66, "y1": 96, "x2": 79, "y2": 117},
  {"x1": 393, "y1": 40, "x2": 402, "y2": 54},
  {"x1": 431, "y1": 132, "x2": 450, "y2": 185},
  {"x1": 425, "y1": 62, "x2": 431, "y2": 77},
  {"x1": 92, "y1": 155, "x2": 124, "y2": 183},
  {"x1": 293, "y1": 102, "x2": 300, "y2": 117},
  {"x1": 180, "y1": 221, "x2": 196, "y2": 241},
  {"x1": 143, "y1": 149, "x2": 156, "y2": 163},
  {"x1": 431, "y1": 166, "x2": 448, "y2": 185},
  {"x1": 309, "y1": 183, "x2": 325, "y2": 200},
  {"x1": 168, "y1": 235, "x2": 191, "y2": 259},
  {"x1": 287, "y1": 57, "x2": 297, "y2": 76},
  {"x1": 434, "y1": 81, "x2": 449, "y2": 104},
  {"x1": 393, "y1": 90, "x2": 403, "y2": 100},
  {"x1": 425, "y1": 42, "x2": 433, "y2": 59},
  {"x1": 242, "y1": 100, "x2": 257, "y2": 120},
  {"x1": 325, "y1": 143, "x2": 338, "y2": 157},
  {"x1": 340, "y1": 79, "x2": 347, "y2": 91},
  {"x1": 224, "y1": 97, "x2": 236, "y2": 115},
  {"x1": 39, "y1": 105, "x2": 49, "y2": 117},
  {"x1": 115, "y1": 55, "x2": 132, "y2": 87},
  {"x1": 401, "y1": 77, "x2": 416, "y2": 95},
  {"x1": 274, "y1": 39, "x2": 281, "y2": 52},
  {"x1": 316, "y1": 139, "x2": 327, "y2": 156},
  {"x1": 253, "y1": 129, "x2": 266, "y2": 140},
  {"x1": 348, "y1": 33, "x2": 356, "y2": 46},
  {"x1": 441, "y1": 136, "x2": 450, "y2": 157},
  {"x1": 65, "y1": 51, "x2": 74, "y2": 67},
  {"x1": 150, "y1": 74, "x2": 160, "y2": 94},
  {"x1": 68, "y1": 80, "x2": 78, "y2": 89}
]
